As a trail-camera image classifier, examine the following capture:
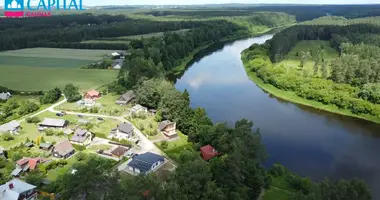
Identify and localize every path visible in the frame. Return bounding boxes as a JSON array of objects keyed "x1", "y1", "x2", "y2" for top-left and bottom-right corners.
[{"x1": 18, "y1": 98, "x2": 67, "y2": 123}]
